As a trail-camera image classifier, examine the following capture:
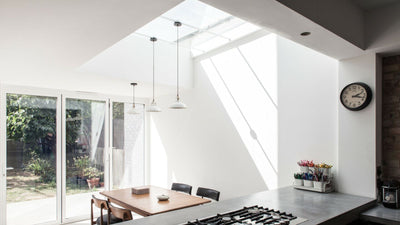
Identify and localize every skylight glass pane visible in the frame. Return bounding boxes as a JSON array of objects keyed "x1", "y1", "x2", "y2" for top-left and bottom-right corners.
[
  {"x1": 191, "y1": 32, "x2": 216, "y2": 45},
  {"x1": 208, "y1": 17, "x2": 245, "y2": 34},
  {"x1": 195, "y1": 36, "x2": 229, "y2": 52},
  {"x1": 222, "y1": 23, "x2": 260, "y2": 40},
  {"x1": 163, "y1": 0, "x2": 231, "y2": 29},
  {"x1": 135, "y1": 17, "x2": 197, "y2": 42},
  {"x1": 134, "y1": 0, "x2": 264, "y2": 56}
]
